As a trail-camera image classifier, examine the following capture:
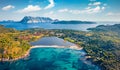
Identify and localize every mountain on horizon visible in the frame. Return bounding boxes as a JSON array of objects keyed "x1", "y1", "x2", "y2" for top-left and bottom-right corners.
[
  {"x1": 19, "y1": 16, "x2": 95, "y2": 24},
  {"x1": 20, "y1": 16, "x2": 58, "y2": 23},
  {"x1": 0, "y1": 16, "x2": 95, "y2": 24}
]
